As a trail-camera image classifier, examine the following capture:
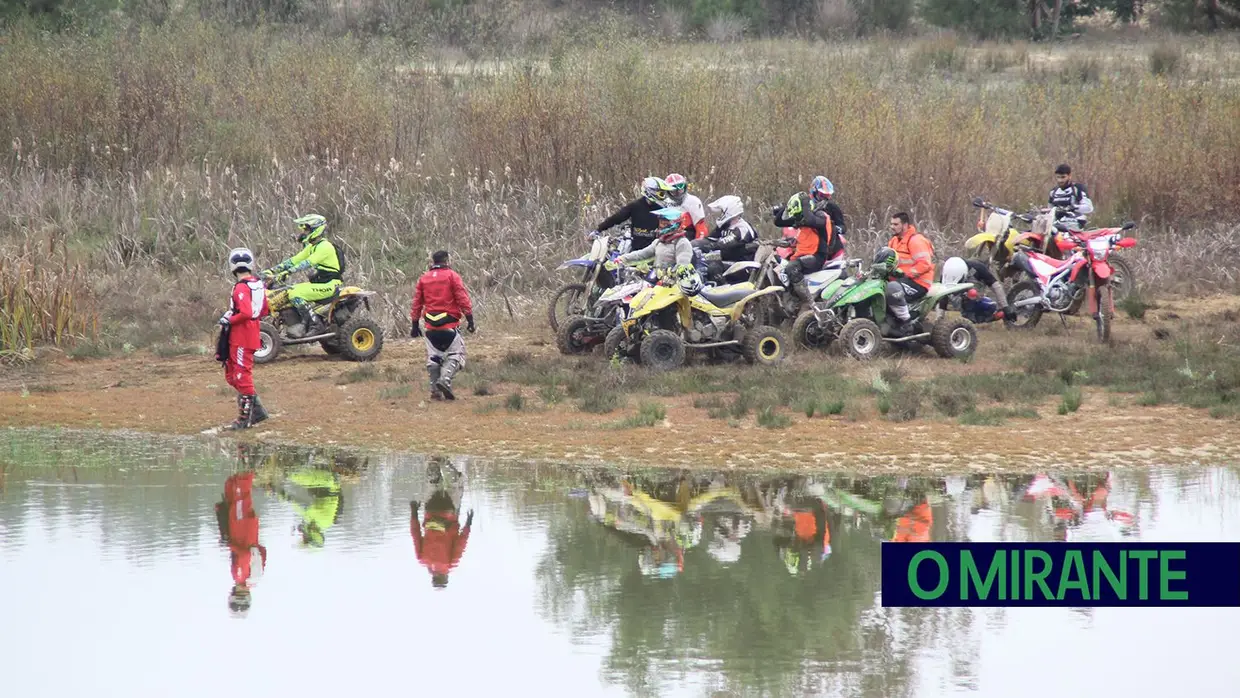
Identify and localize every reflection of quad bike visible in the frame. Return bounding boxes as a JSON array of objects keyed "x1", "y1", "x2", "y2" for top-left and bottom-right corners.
[
  {"x1": 603, "y1": 267, "x2": 789, "y2": 371},
  {"x1": 792, "y1": 265, "x2": 978, "y2": 360},
  {"x1": 254, "y1": 279, "x2": 383, "y2": 364}
]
